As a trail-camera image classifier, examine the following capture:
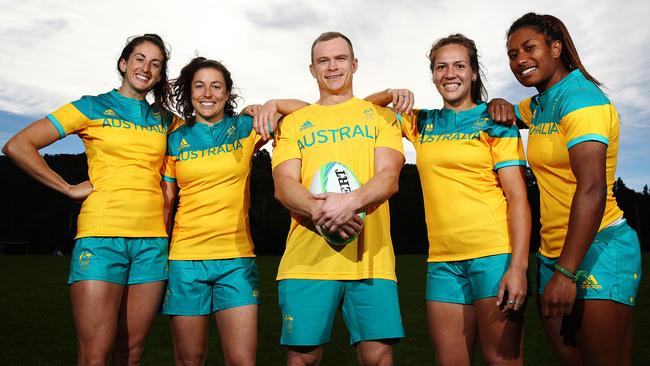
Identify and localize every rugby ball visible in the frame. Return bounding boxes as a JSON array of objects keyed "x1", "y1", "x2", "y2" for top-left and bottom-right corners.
[{"x1": 309, "y1": 162, "x2": 366, "y2": 245}]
